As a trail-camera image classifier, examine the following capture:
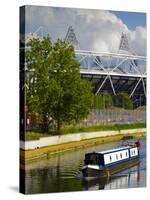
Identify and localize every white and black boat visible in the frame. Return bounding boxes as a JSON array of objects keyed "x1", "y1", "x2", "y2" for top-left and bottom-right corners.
[{"x1": 82, "y1": 142, "x2": 140, "y2": 178}]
